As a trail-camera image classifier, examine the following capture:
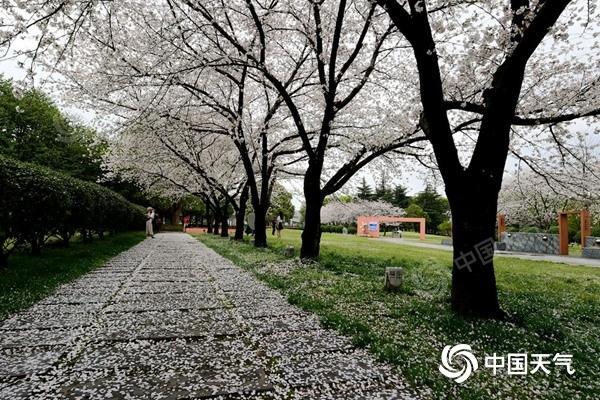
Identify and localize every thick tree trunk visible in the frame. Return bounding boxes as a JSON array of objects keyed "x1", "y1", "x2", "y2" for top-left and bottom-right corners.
[
  {"x1": 448, "y1": 182, "x2": 503, "y2": 318},
  {"x1": 234, "y1": 215, "x2": 245, "y2": 240},
  {"x1": 234, "y1": 186, "x2": 249, "y2": 241},
  {"x1": 206, "y1": 211, "x2": 213, "y2": 234},
  {"x1": 253, "y1": 205, "x2": 268, "y2": 248},
  {"x1": 213, "y1": 219, "x2": 220, "y2": 235},
  {"x1": 301, "y1": 197, "x2": 322, "y2": 258},
  {"x1": 301, "y1": 169, "x2": 323, "y2": 259},
  {"x1": 220, "y1": 215, "x2": 229, "y2": 238}
]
